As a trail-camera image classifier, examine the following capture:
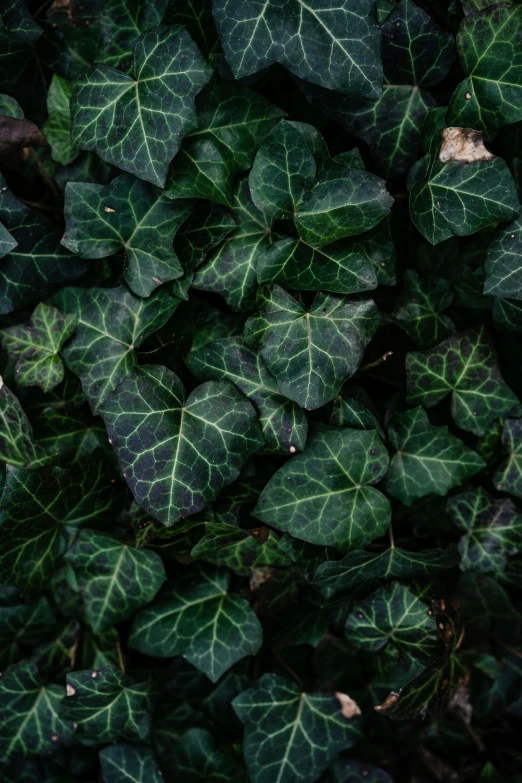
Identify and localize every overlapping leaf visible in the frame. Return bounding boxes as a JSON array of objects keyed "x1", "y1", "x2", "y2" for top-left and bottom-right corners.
[
  {"x1": 494, "y1": 418, "x2": 522, "y2": 499},
  {"x1": 98, "y1": 0, "x2": 168, "y2": 70},
  {"x1": 99, "y1": 744, "x2": 163, "y2": 783},
  {"x1": 484, "y1": 216, "x2": 522, "y2": 300},
  {"x1": 42, "y1": 75, "x2": 77, "y2": 165},
  {"x1": 191, "y1": 521, "x2": 292, "y2": 575},
  {"x1": 0, "y1": 379, "x2": 49, "y2": 468},
  {"x1": 391, "y1": 271, "x2": 454, "y2": 348}
]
